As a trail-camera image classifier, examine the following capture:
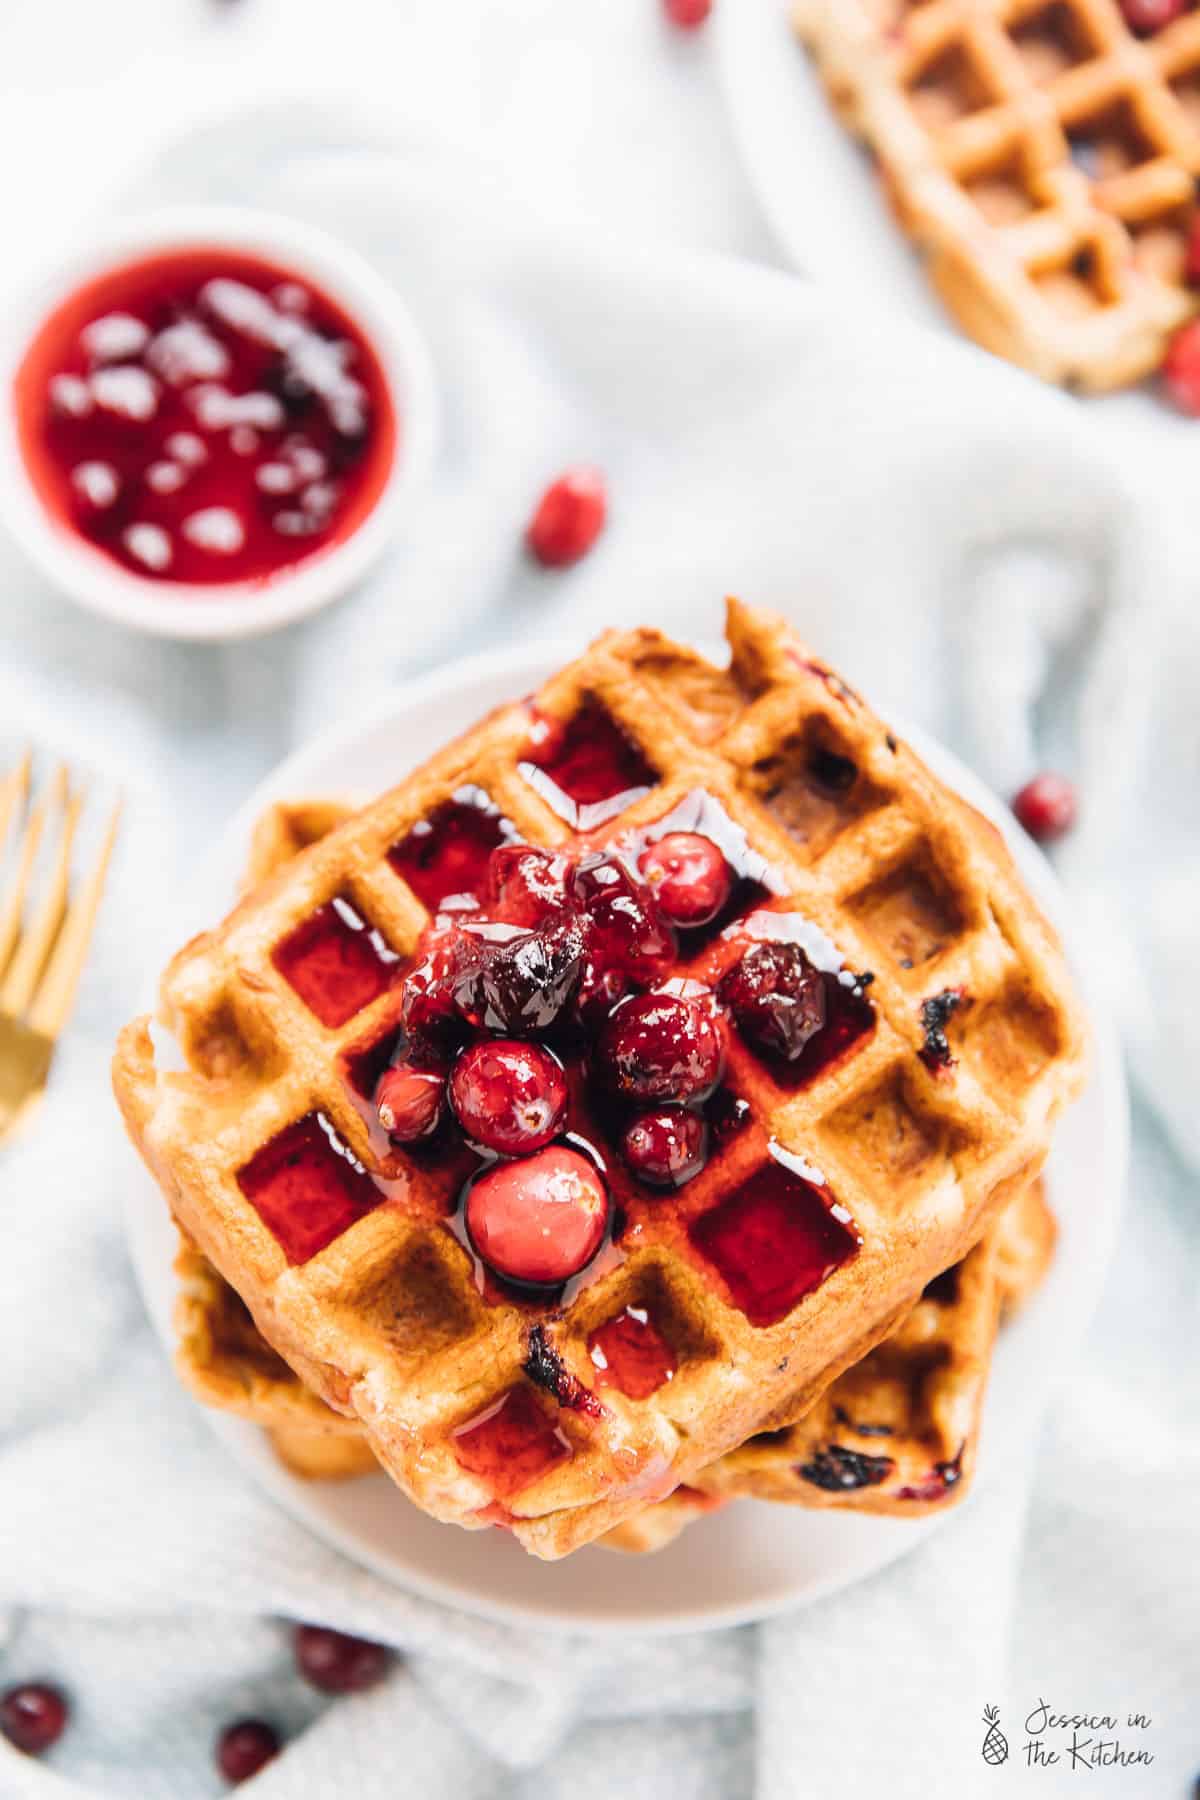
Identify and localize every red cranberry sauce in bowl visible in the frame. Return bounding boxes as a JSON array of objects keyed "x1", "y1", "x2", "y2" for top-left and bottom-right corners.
[{"x1": 13, "y1": 246, "x2": 397, "y2": 592}]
